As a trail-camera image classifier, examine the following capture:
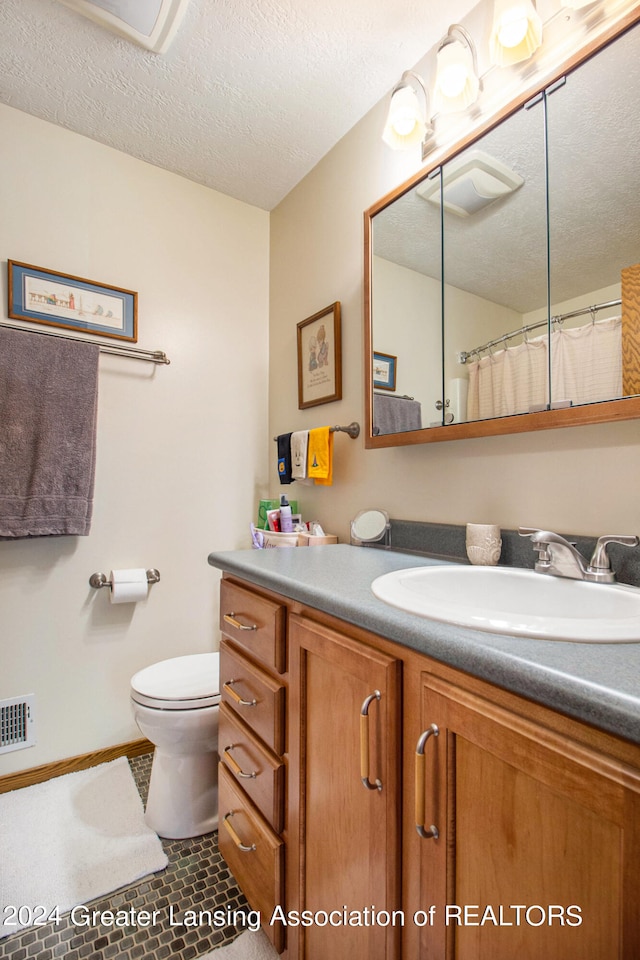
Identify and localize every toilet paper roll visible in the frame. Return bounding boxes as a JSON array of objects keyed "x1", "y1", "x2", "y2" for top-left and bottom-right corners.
[{"x1": 109, "y1": 568, "x2": 149, "y2": 604}]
